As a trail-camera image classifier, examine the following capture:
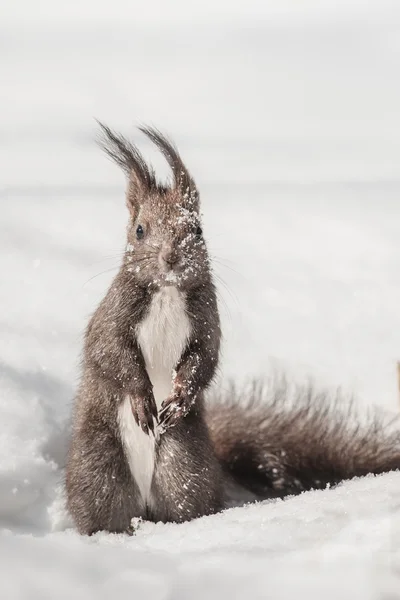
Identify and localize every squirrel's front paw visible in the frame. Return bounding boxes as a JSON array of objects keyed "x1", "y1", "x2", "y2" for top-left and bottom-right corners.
[
  {"x1": 158, "y1": 388, "x2": 195, "y2": 431},
  {"x1": 130, "y1": 393, "x2": 158, "y2": 435}
]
